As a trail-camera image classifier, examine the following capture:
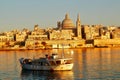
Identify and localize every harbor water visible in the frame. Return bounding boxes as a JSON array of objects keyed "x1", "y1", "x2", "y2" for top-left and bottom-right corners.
[{"x1": 0, "y1": 48, "x2": 120, "y2": 80}]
